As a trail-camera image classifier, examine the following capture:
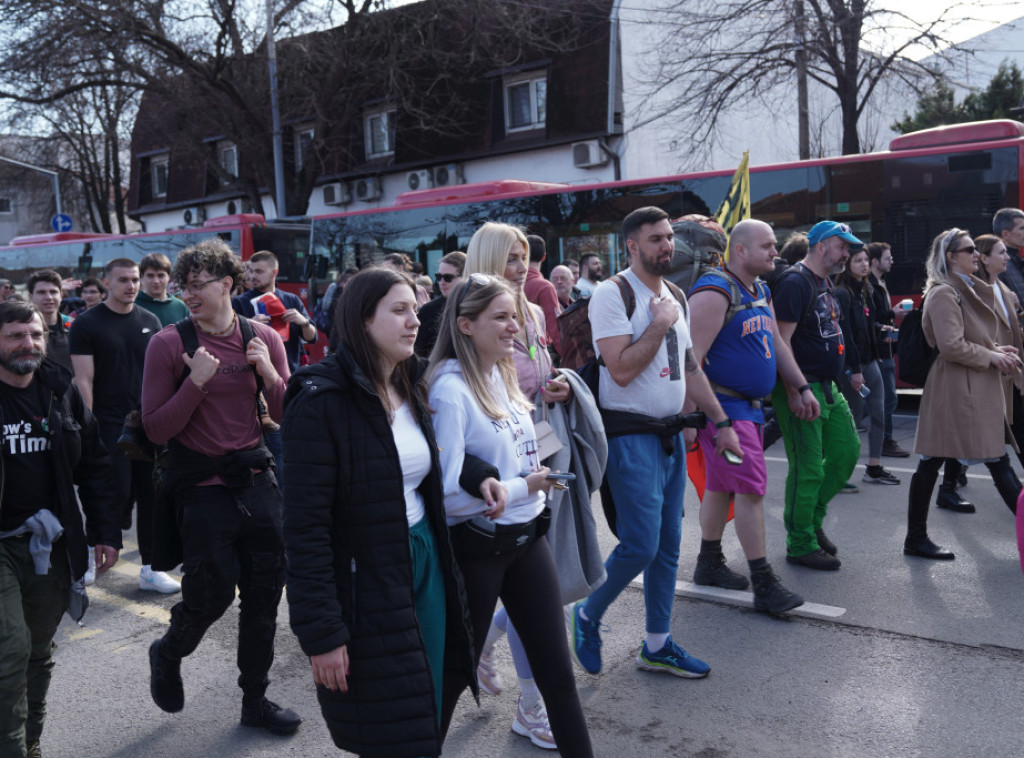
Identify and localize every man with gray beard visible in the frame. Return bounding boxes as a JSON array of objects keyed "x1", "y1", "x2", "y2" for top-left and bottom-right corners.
[{"x1": 0, "y1": 301, "x2": 120, "y2": 758}]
